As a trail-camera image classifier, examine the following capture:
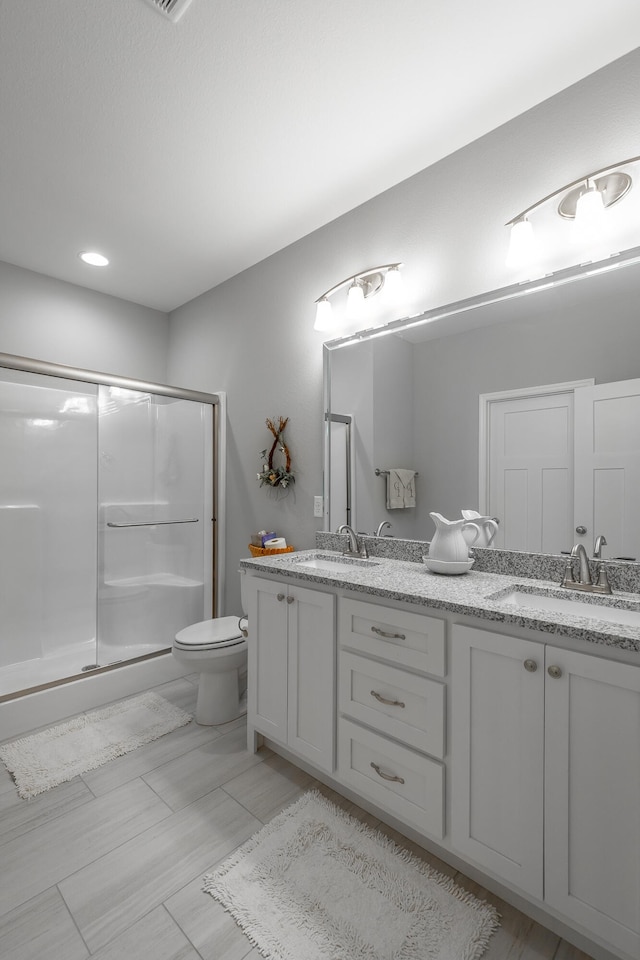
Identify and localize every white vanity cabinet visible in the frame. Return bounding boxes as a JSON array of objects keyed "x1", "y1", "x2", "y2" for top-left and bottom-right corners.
[
  {"x1": 451, "y1": 623, "x2": 640, "y2": 959},
  {"x1": 244, "y1": 575, "x2": 335, "y2": 773},
  {"x1": 337, "y1": 597, "x2": 447, "y2": 838}
]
